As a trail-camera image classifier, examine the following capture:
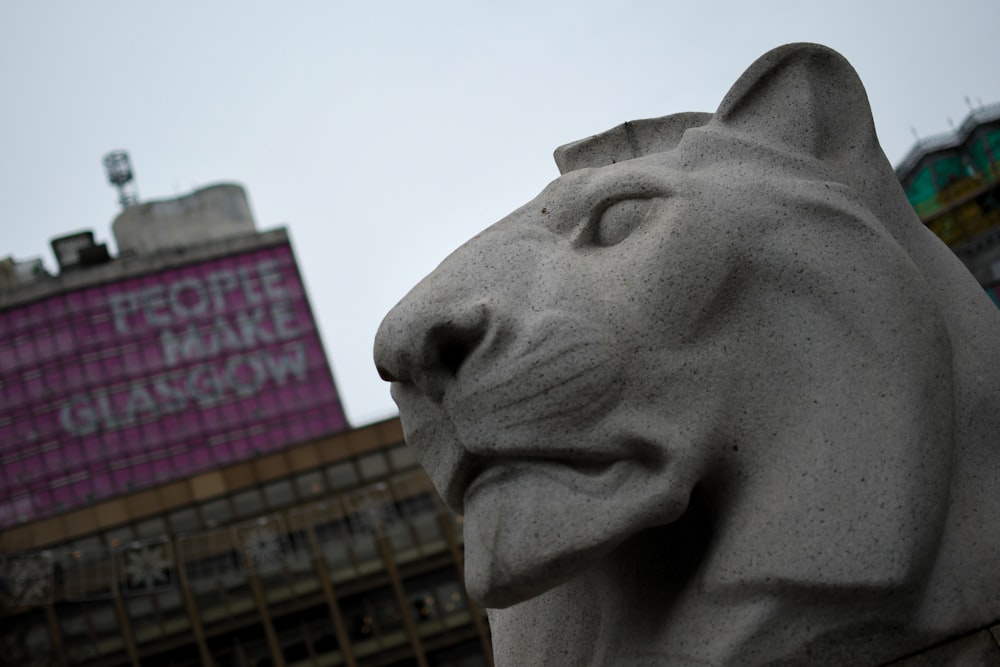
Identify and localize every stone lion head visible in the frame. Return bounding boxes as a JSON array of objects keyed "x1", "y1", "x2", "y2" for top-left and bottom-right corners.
[{"x1": 374, "y1": 43, "x2": 1000, "y2": 665}]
